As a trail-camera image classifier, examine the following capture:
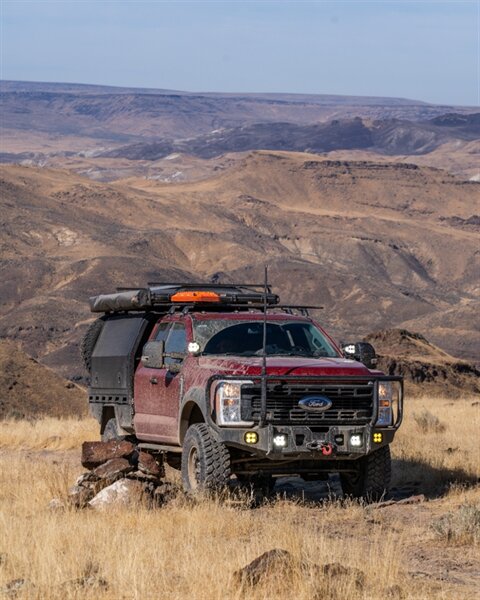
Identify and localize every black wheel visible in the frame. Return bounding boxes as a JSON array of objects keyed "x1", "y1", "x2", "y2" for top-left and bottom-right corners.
[
  {"x1": 181, "y1": 424, "x2": 231, "y2": 494},
  {"x1": 81, "y1": 318, "x2": 105, "y2": 373},
  {"x1": 102, "y1": 417, "x2": 125, "y2": 442},
  {"x1": 340, "y1": 445, "x2": 391, "y2": 502}
]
